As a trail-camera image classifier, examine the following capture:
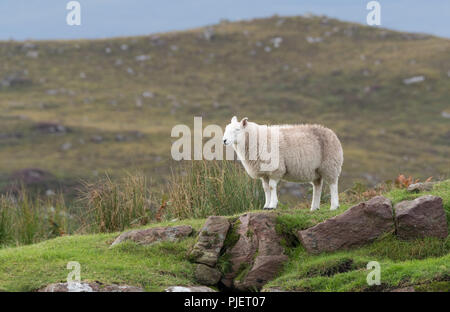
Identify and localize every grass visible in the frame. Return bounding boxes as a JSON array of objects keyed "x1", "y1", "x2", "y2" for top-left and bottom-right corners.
[
  {"x1": 0, "y1": 189, "x2": 68, "y2": 247},
  {"x1": 0, "y1": 180, "x2": 448, "y2": 291},
  {"x1": 264, "y1": 180, "x2": 450, "y2": 291},
  {"x1": 78, "y1": 172, "x2": 155, "y2": 233},
  {"x1": 165, "y1": 160, "x2": 264, "y2": 219},
  {"x1": 0, "y1": 218, "x2": 205, "y2": 292}
]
